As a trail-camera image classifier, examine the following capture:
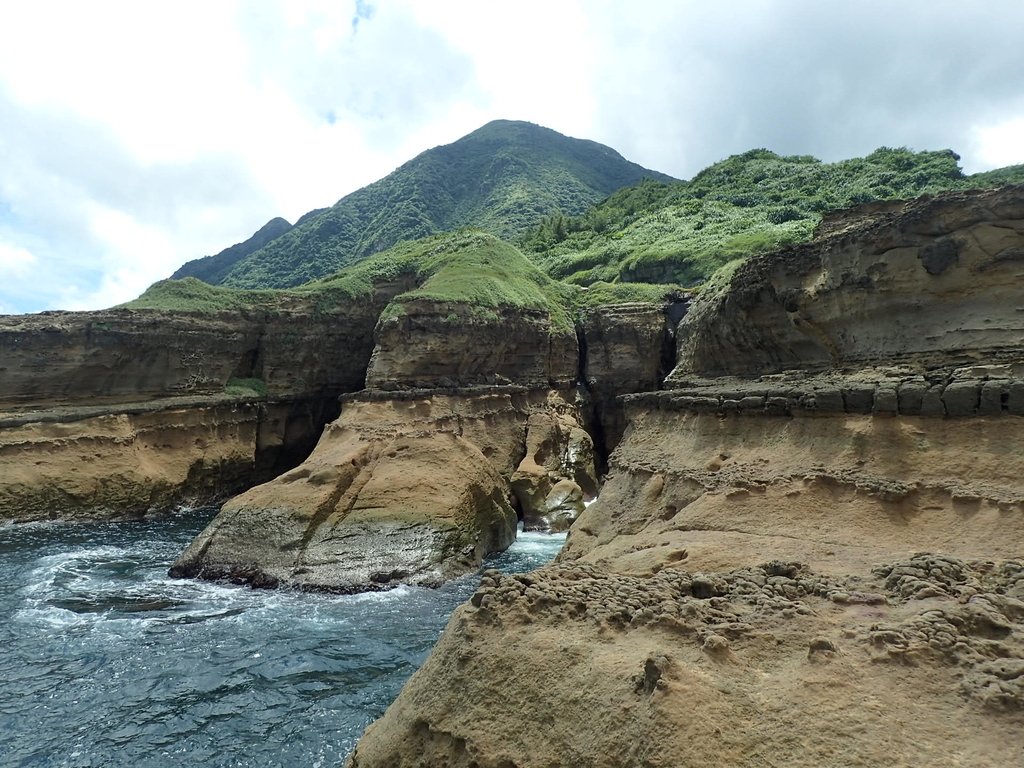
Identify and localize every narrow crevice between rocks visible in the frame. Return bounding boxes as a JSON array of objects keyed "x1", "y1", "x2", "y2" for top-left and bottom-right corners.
[
  {"x1": 574, "y1": 319, "x2": 611, "y2": 477},
  {"x1": 660, "y1": 297, "x2": 685, "y2": 384}
]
